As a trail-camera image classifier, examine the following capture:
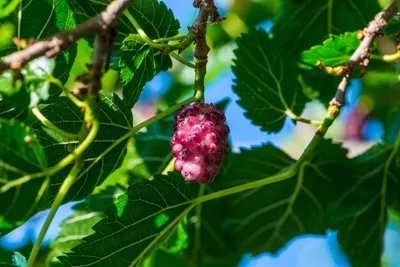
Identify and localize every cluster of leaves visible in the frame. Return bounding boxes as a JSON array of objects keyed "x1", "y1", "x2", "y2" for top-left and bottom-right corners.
[{"x1": 0, "y1": 0, "x2": 400, "y2": 267}]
